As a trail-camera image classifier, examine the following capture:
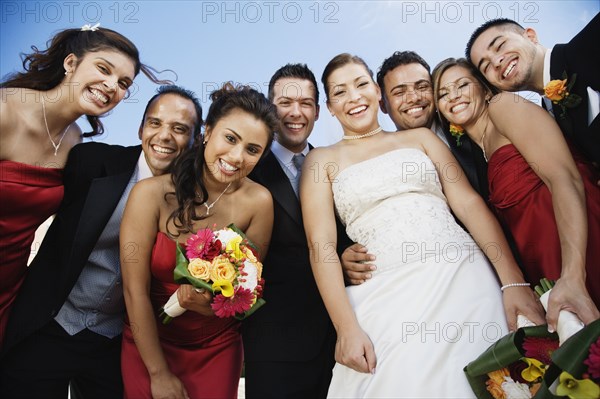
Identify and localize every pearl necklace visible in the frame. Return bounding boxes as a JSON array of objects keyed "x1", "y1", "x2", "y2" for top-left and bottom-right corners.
[
  {"x1": 41, "y1": 95, "x2": 70, "y2": 156},
  {"x1": 342, "y1": 126, "x2": 383, "y2": 140},
  {"x1": 200, "y1": 182, "x2": 232, "y2": 215}
]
